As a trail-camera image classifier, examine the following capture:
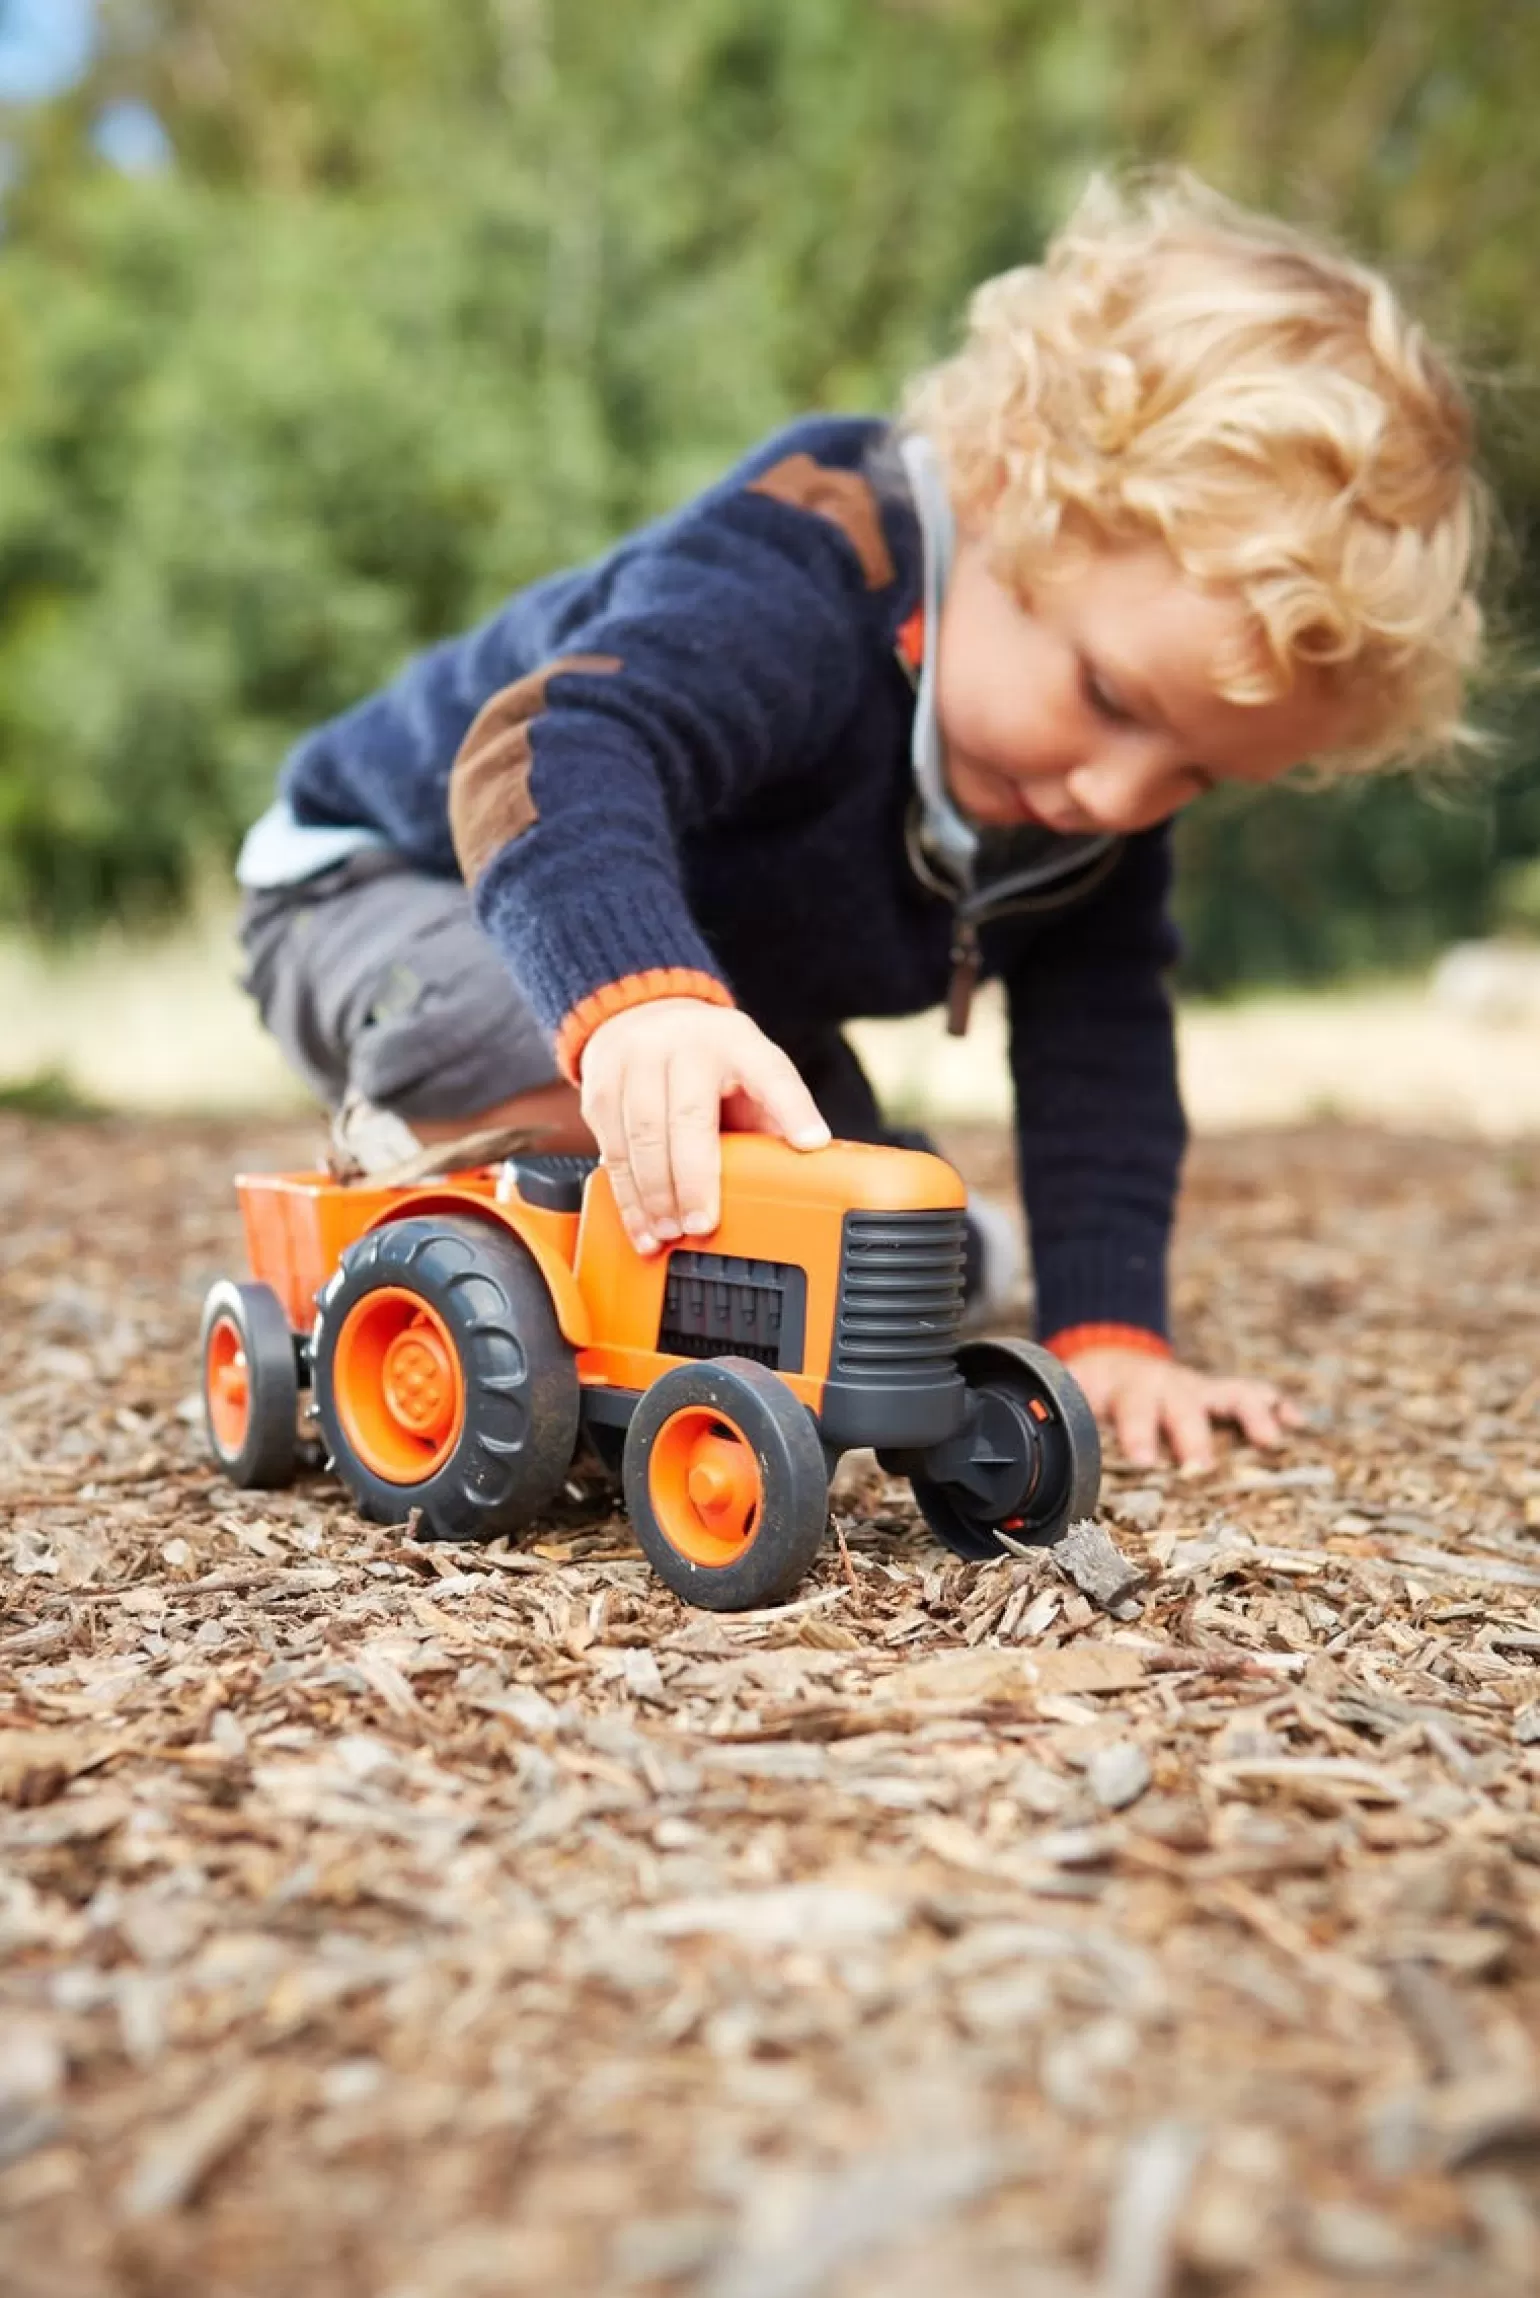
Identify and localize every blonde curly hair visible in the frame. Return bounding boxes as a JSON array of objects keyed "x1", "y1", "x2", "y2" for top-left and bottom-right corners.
[{"x1": 902, "y1": 170, "x2": 1485, "y2": 769}]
